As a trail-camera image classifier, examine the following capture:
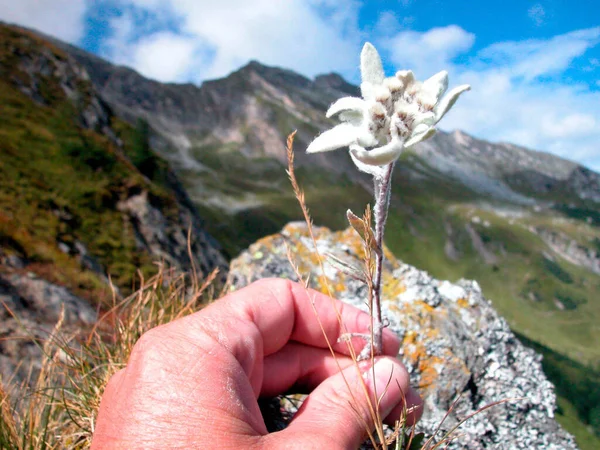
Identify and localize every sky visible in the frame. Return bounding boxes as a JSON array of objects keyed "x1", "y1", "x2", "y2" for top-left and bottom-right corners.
[{"x1": 1, "y1": 0, "x2": 599, "y2": 171}]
